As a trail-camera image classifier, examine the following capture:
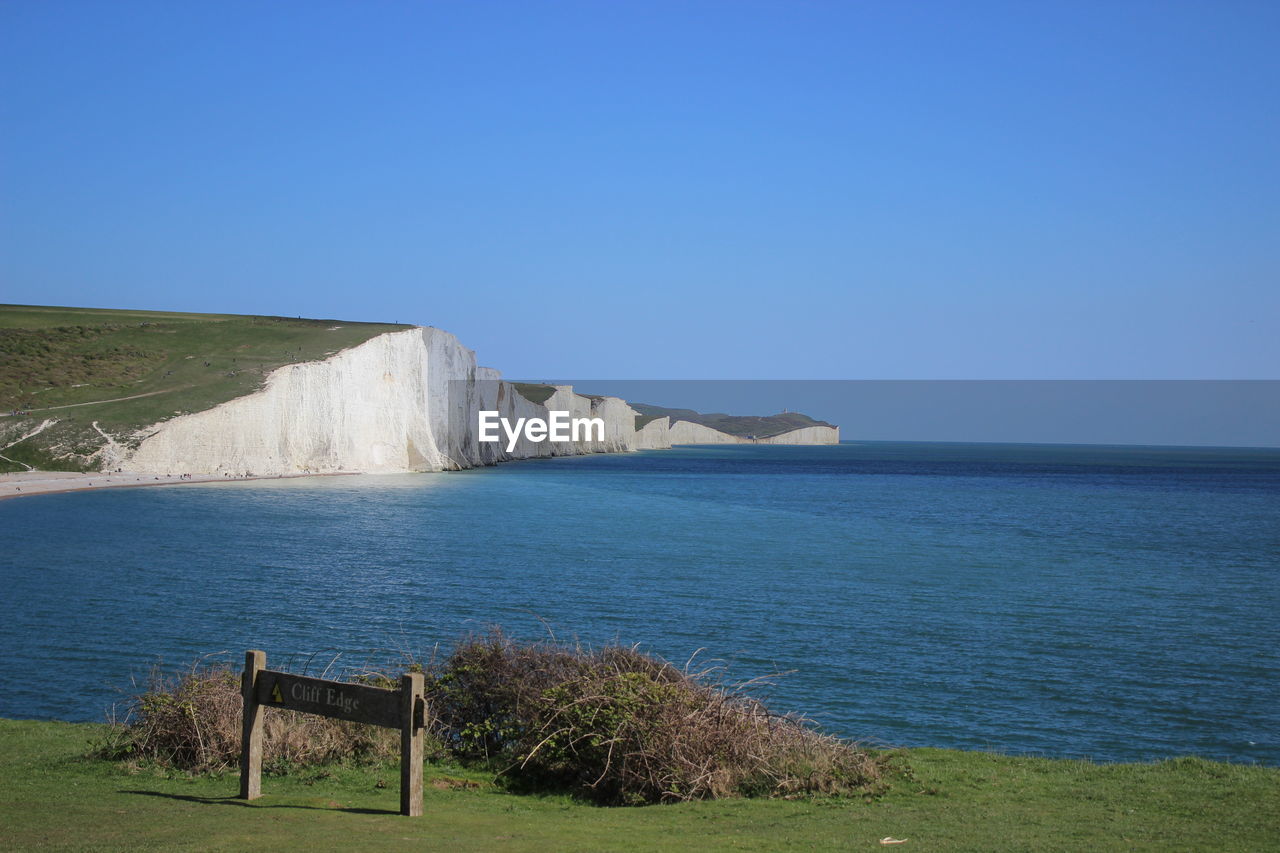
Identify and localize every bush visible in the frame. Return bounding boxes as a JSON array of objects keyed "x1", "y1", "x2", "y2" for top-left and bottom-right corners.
[
  {"x1": 430, "y1": 631, "x2": 885, "y2": 804},
  {"x1": 103, "y1": 633, "x2": 886, "y2": 804},
  {"x1": 98, "y1": 663, "x2": 398, "y2": 774}
]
